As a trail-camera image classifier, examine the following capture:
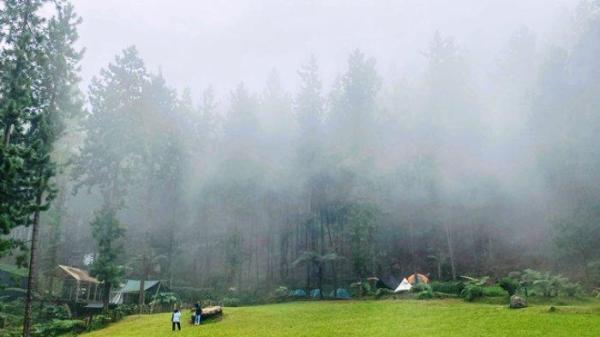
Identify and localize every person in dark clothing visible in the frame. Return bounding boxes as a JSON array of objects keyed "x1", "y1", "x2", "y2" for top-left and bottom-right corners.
[
  {"x1": 172, "y1": 308, "x2": 182, "y2": 331},
  {"x1": 194, "y1": 302, "x2": 202, "y2": 325}
]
